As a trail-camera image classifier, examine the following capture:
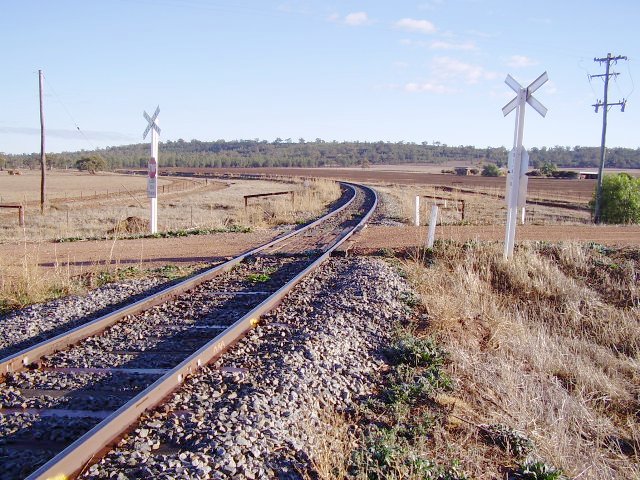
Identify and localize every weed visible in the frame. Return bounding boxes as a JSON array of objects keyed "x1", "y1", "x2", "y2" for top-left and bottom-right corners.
[
  {"x1": 152, "y1": 264, "x2": 185, "y2": 280},
  {"x1": 385, "y1": 334, "x2": 447, "y2": 368},
  {"x1": 399, "y1": 291, "x2": 420, "y2": 308},
  {"x1": 376, "y1": 247, "x2": 396, "y2": 258},
  {"x1": 383, "y1": 364, "x2": 451, "y2": 406},
  {"x1": 244, "y1": 265, "x2": 277, "y2": 284},
  {"x1": 480, "y1": 423, "x2": 534, "y2": 457},
  {"x1": 350, "y1": 426, "x2": 468, "y2": 480},
  {"x1": 54, "y1": 225, "x2": 253, "y2": 243},
  {"x1": 246, "y1": 272, "x2": 271, "y2": 283},
  {"x1": 510, "y1": 460, "x2": 567, "y2": 480}
]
